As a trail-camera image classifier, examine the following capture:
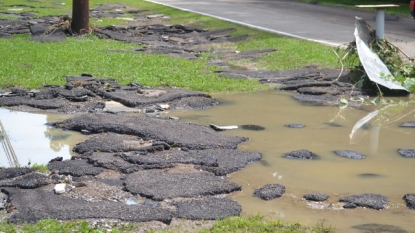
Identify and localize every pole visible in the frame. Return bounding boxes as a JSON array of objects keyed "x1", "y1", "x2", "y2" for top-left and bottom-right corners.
[
  {"x1": 72, "y1": 0, "x2": 90, "y2": 34},
  {"x1": 375, "y1": 8, "x2": 385, "y2": 39}
]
